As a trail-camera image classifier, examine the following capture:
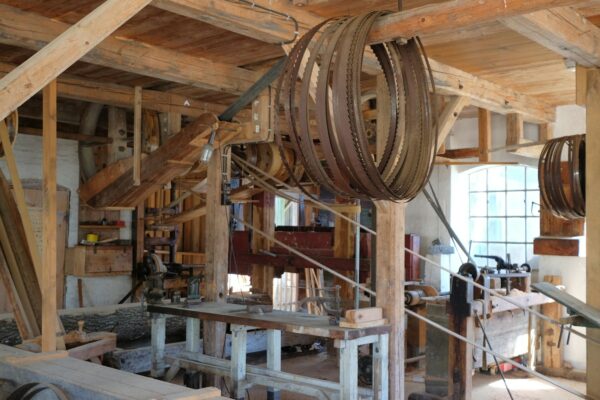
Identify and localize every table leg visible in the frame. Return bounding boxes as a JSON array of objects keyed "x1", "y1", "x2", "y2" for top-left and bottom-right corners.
[
  {"x1": 339, "y1": 339, "x2": 358, "y2": 400},
  {"x1": 150, "y1": 314, "x2": 166, "y2": 378},
  {"x1": 231, "y1": 324, "x2": 247, "y2": 400},
  {"x1": 266, "y1": 329, "x2": 281, "y2": 400},
  {"x1": 373, "y1": 333, "x2": 389, "y2": 400},
  {"x1": 184, "y1": 317, "x2": 201, "y2": 388}
]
